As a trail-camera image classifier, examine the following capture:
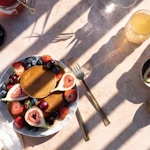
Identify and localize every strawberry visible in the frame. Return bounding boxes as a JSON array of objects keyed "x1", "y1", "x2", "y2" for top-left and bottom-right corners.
[
  {"x1": 10, "y1": 101, "x2": 25, "y2": 116},
  {"x1": 59, "y1": 106, "x2": 70, "y2": 120},
  {"x1": 12, "y1": 61, "x2": 25, "y2": 76},
  {"x1": 14, "y1": 116, "x2": 25, "y2": 129},
  {"x1": 41, "y1": 55, "x2": 52, "y2": 63},
  {"x1": 64, "y1": 89, "x2": 77, "y2": 103},
  {"x1": 55, "y1": 73, "x2": 63, "y2": 81}
]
